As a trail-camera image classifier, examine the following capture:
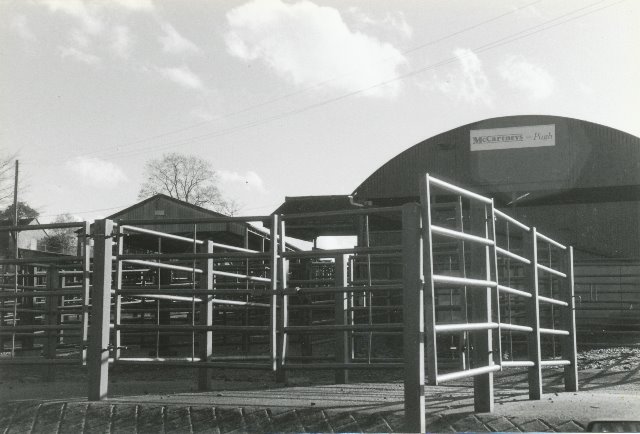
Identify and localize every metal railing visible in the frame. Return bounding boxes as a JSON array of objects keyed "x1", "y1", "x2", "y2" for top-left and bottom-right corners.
[{"x1": 403, "y1": 174, "x2": 578, "y2": 431}]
